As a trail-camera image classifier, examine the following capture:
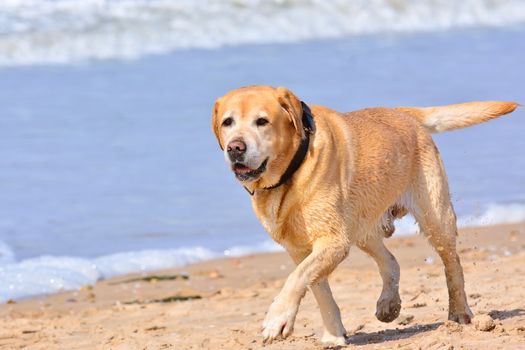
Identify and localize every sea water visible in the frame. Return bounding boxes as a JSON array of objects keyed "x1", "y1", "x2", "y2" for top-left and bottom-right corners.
[{"x1": 0, "y1": 0, "x2": 524, "y2": 301}]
